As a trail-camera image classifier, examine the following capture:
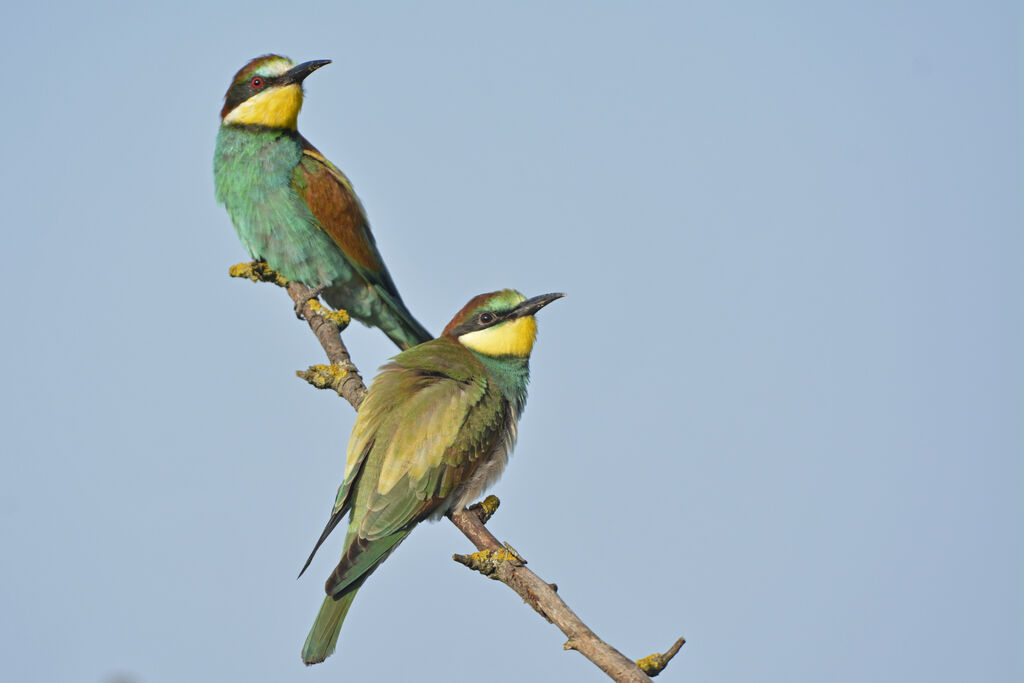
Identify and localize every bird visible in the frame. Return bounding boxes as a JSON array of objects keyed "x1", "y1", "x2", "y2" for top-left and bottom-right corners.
[
  {"x1": 298, "y1": 289, "x2": 564, "y2": 665},
  {"x1": 214, "y1": 54, "x2": 432, "y2": 350}
]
